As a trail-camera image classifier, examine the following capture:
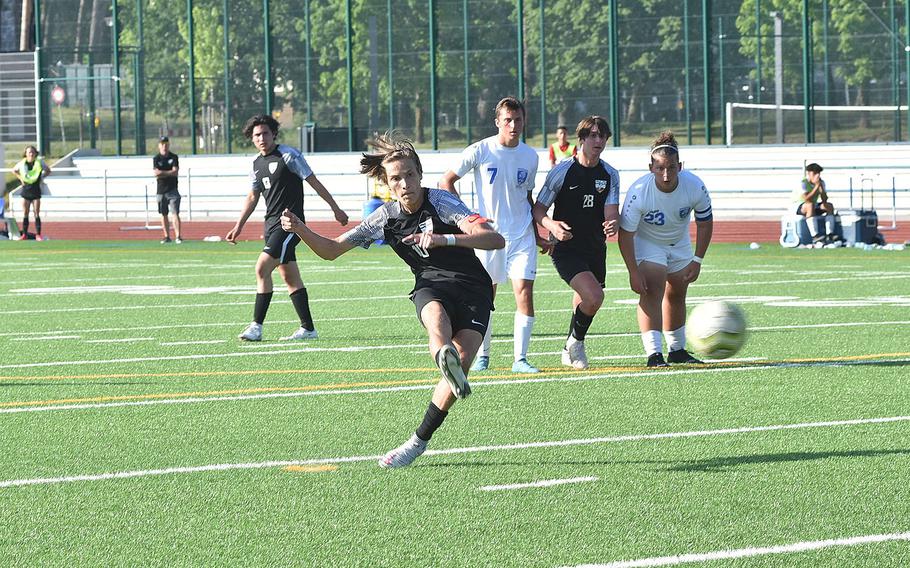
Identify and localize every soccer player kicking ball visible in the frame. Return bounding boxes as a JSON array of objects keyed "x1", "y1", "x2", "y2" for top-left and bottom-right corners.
[
  {"x1": 532, "y1": 115, "x2": 620, "y2": 370},
  {"x1": 227, "y1": 114, "x2": 349, "y2": 342},
  {"x1": 617, "y1": 131, "x2": 714, "y2": 367},
  {"x1": 280, "y1": 133, "x2": 504, "y2": 469}
]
